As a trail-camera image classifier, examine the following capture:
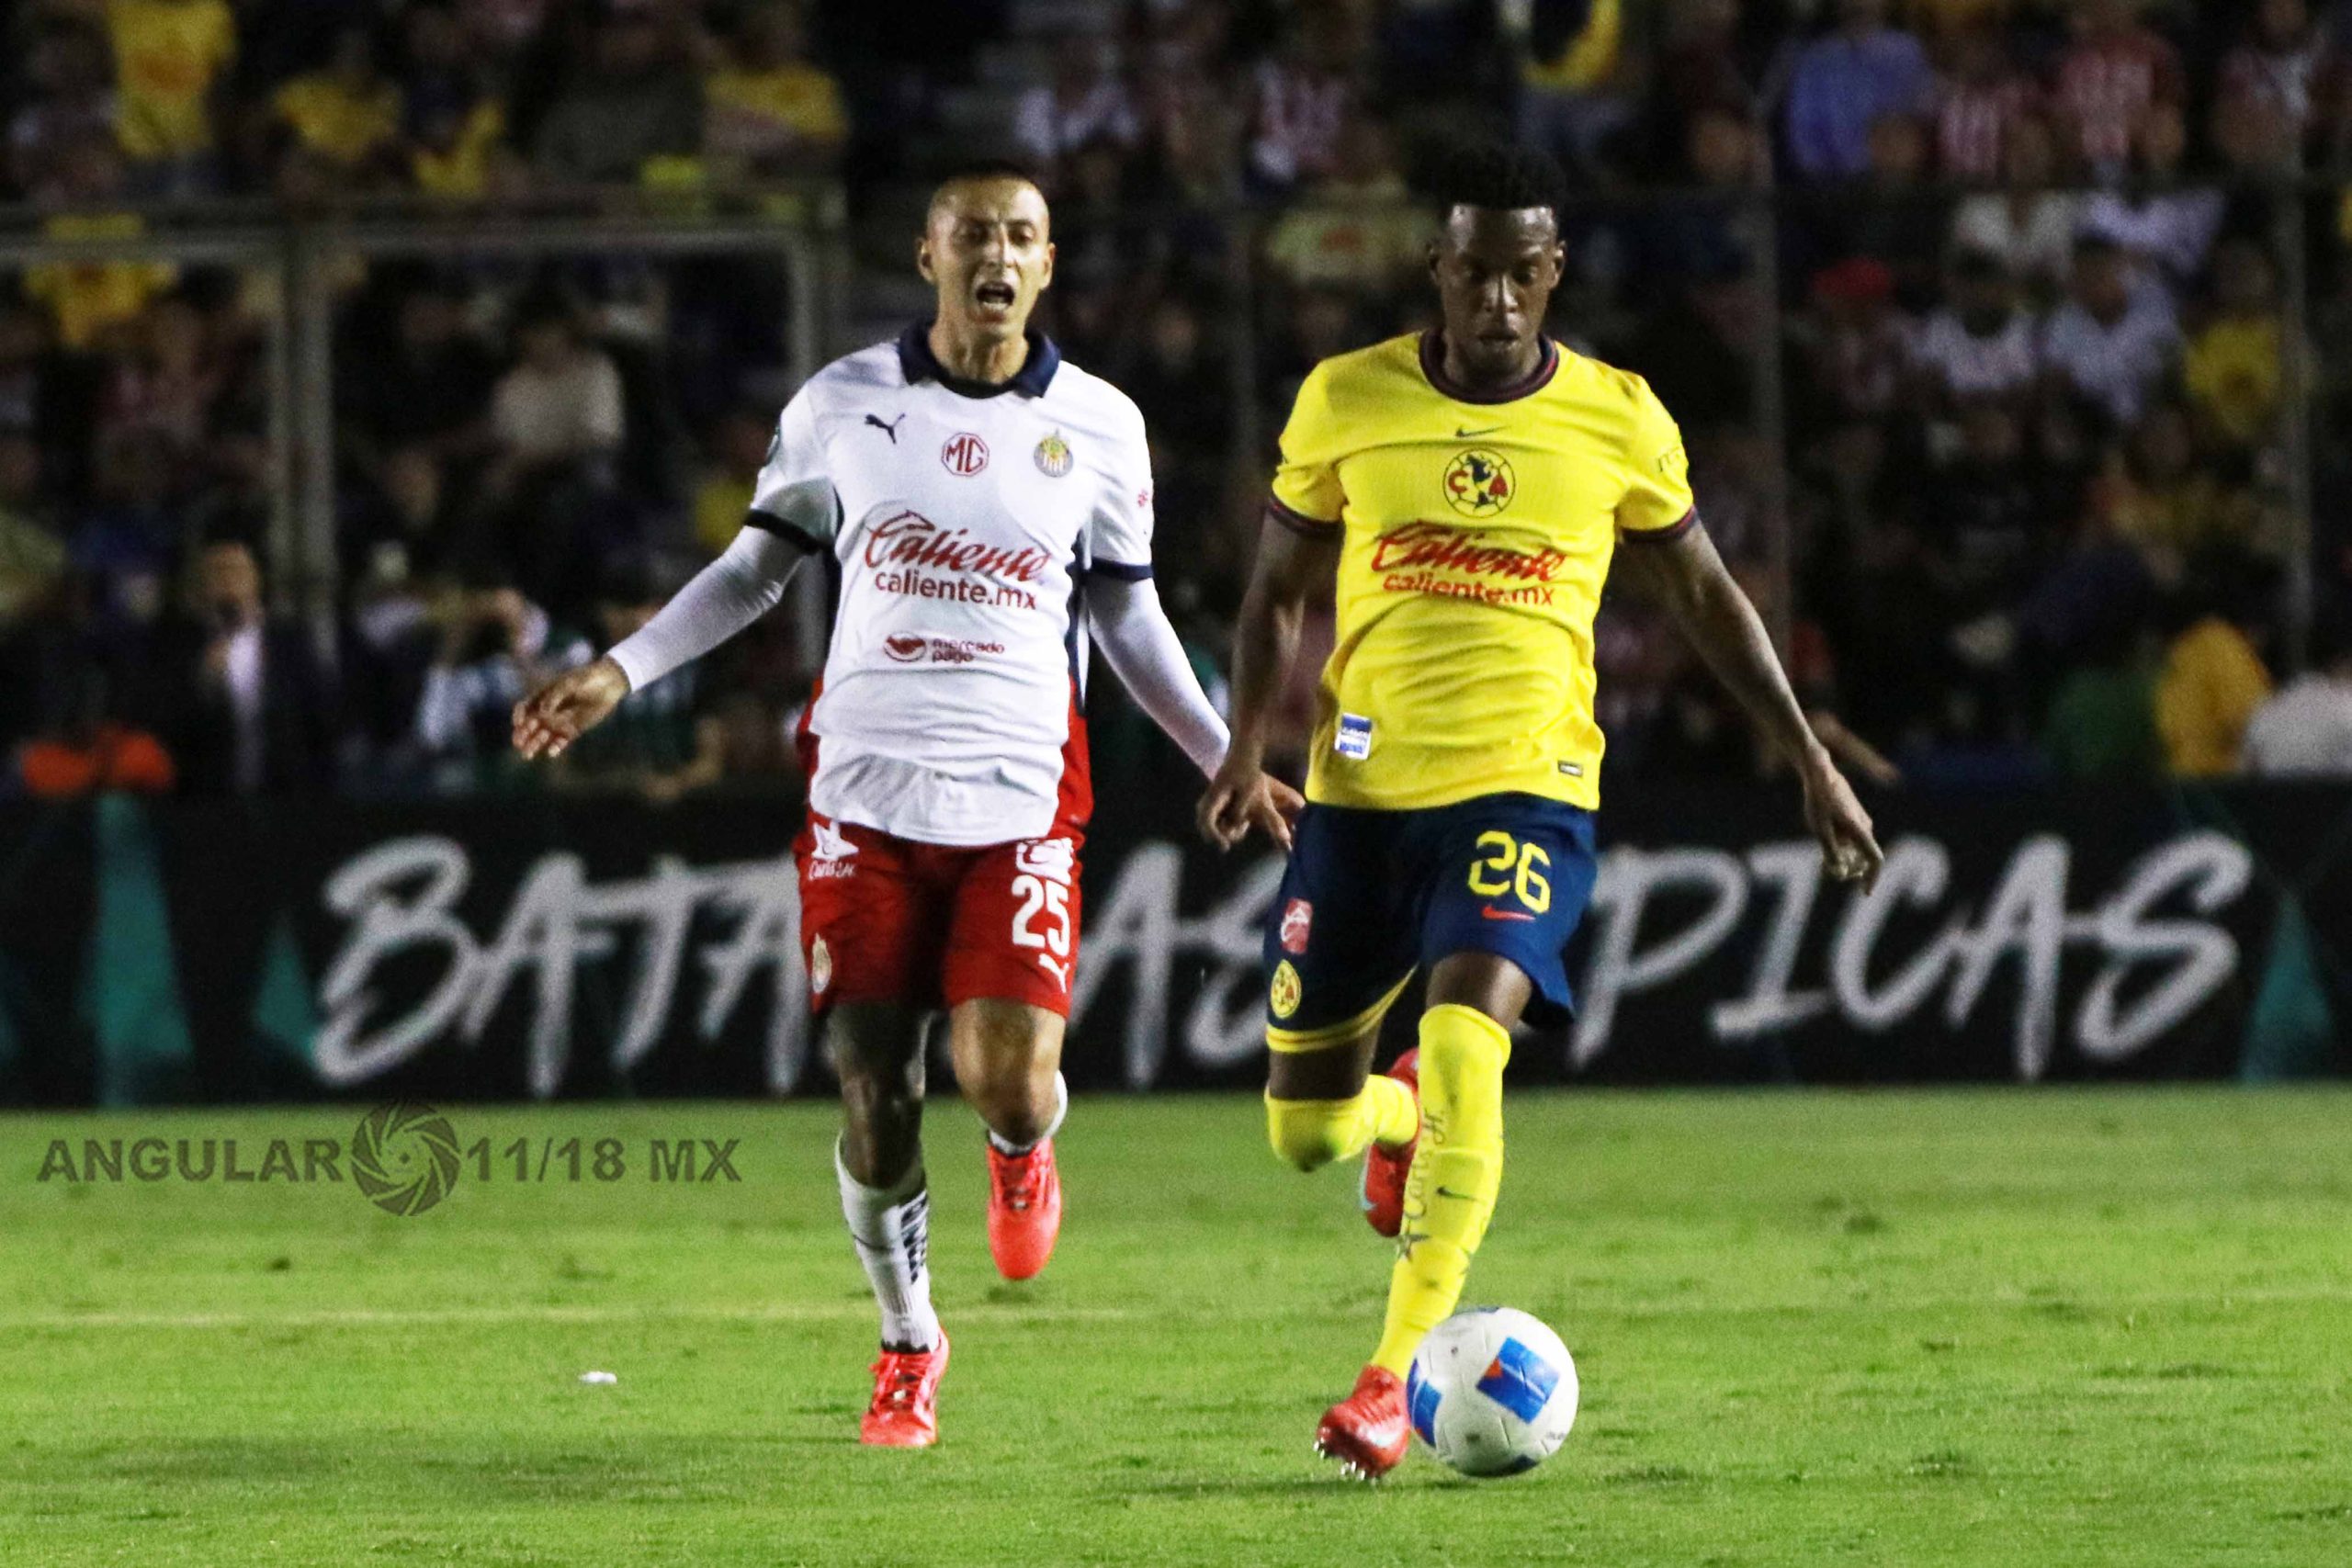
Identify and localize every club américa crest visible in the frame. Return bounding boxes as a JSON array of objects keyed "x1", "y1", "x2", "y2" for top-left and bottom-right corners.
[
  {"x1": 1034, "y1": 431, "x2": 1074, "y2": 478},
  {"x1": 1443, "y1": 448, "x2": 1515, "y2": 517}
]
